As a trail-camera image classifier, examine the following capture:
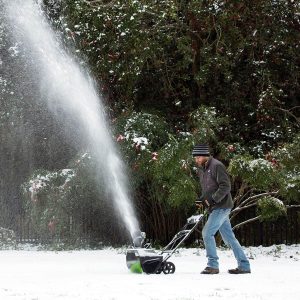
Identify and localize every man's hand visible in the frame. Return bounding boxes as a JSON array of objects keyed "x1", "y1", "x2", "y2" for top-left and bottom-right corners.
[
  {"x1": 205, "y1": 194, "x2": 215, "y2": 206},
  {"x1": 204, "y1": 199, "x2": 210, "y2": 207},
  {"x1": 196, "y1": 193, "x2": 215, "y2": 209},
  {"x1": 195, "y1": 195, "x2": 205, "y2": 208},
  {"x1": 195, "y1": 200, "x2": 203, "y2": 209}
]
